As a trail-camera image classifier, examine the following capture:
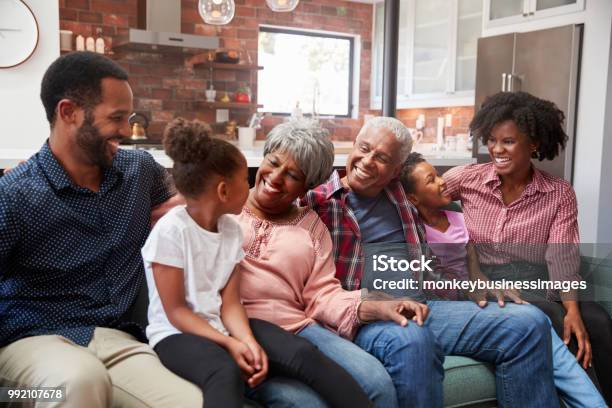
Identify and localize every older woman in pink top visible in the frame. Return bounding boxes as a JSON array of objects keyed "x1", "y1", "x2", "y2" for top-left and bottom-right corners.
[
  {"x1": 235, "y1": 120, "x2": 430, "y2": 408},
  {"x1": 443, "y1": 91, "x2": 612, "y2": 404}
]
